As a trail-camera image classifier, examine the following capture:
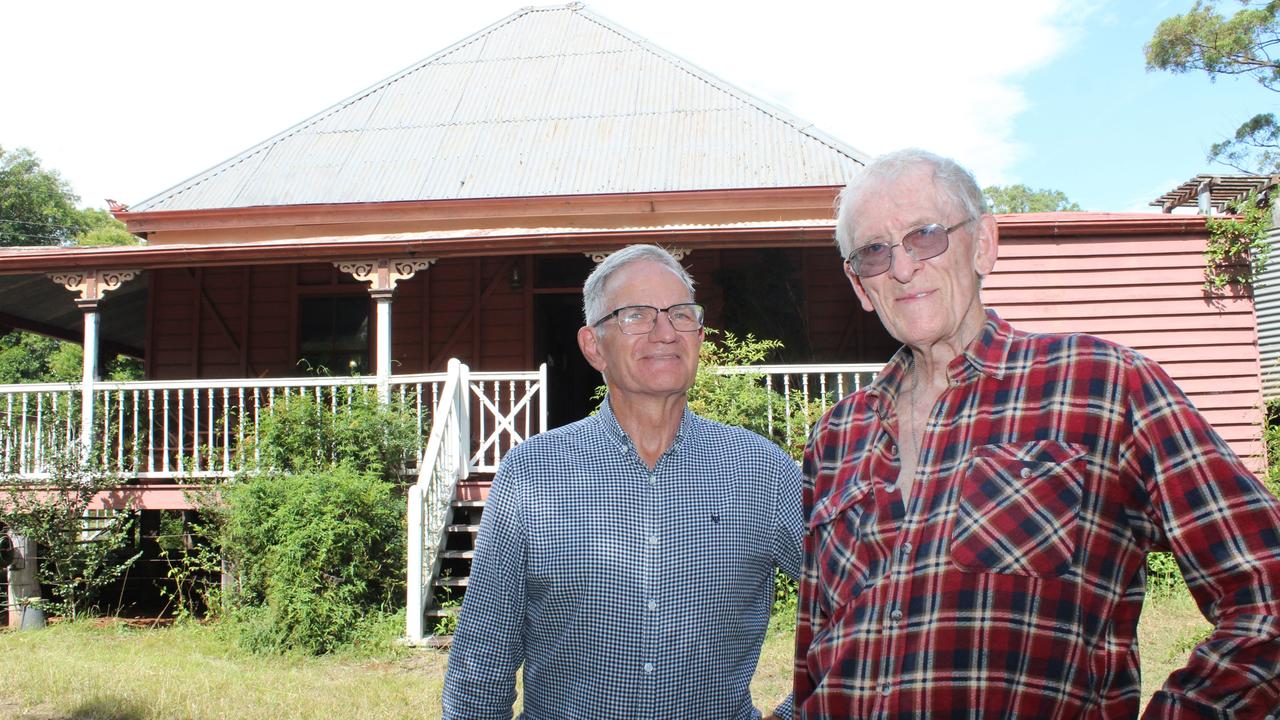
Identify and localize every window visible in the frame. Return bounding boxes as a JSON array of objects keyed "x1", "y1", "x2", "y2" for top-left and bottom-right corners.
[{"x1": 297, "y1": 296, "x2": 369, "y2": 375}]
